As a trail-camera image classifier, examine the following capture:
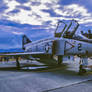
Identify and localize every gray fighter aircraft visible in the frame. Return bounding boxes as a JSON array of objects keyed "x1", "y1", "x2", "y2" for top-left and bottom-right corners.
[{"x1": 0, "y1": 19, "x2": 92, "y2": 74}]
